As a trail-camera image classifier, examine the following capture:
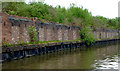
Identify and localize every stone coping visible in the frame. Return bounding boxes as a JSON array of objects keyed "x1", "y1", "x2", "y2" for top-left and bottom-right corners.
[
  {"x1": 2, "y1": 41, "x2": 81, "y2": 53},
  {"x1": 2, "y1": 39, "x2": 120, "y2": 53}
]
